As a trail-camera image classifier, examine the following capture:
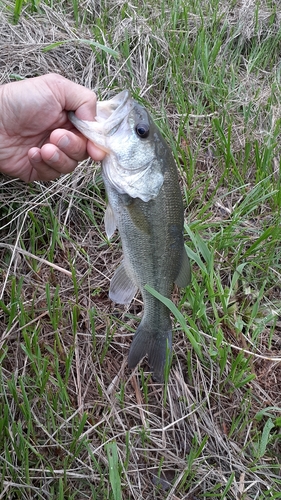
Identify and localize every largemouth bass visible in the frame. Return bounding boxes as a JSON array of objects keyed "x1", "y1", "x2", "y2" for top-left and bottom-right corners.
[{"x1": 69, "y1": 90, "x2": 191, "y2": 381}]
